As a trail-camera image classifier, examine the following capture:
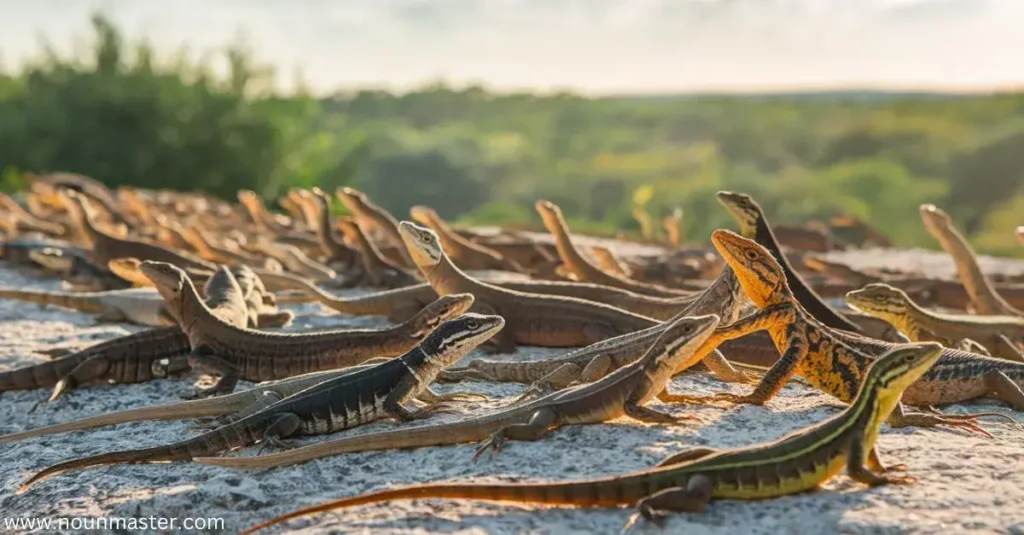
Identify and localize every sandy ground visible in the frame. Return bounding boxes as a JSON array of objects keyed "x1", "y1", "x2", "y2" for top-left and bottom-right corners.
[{"x1": 1, "y1": 250, "x2": 1023, "y2": 535}]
